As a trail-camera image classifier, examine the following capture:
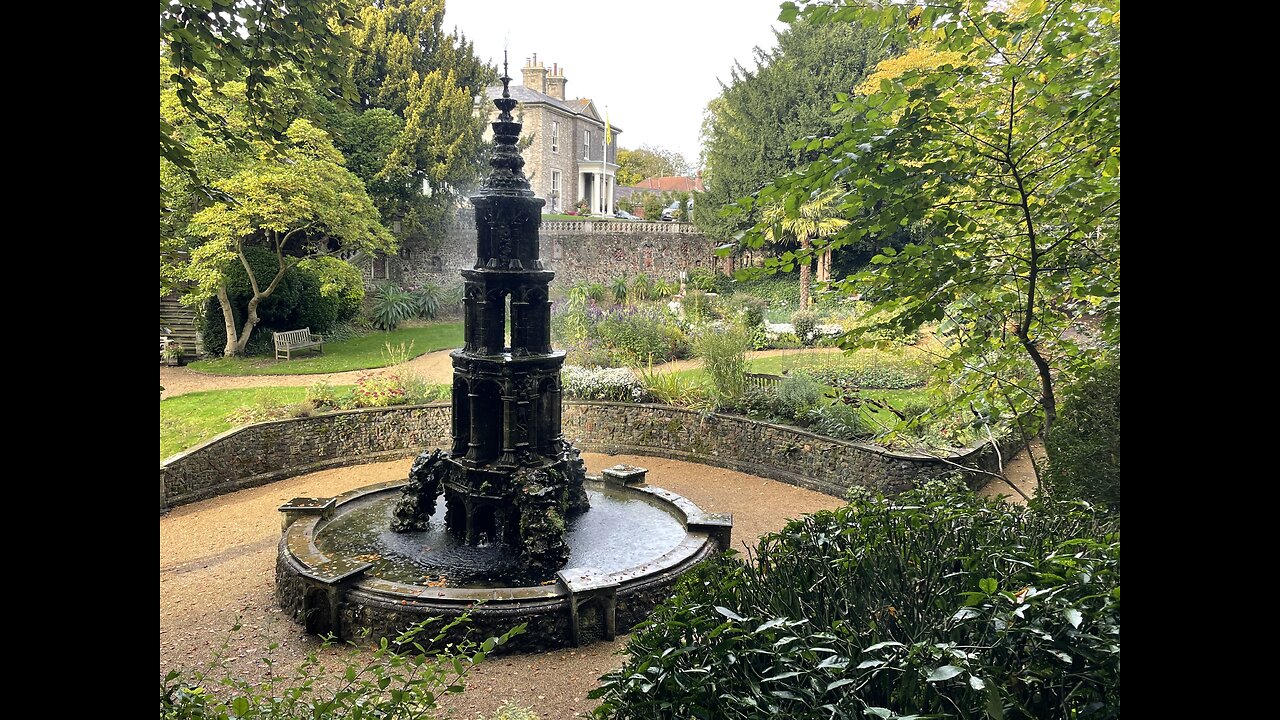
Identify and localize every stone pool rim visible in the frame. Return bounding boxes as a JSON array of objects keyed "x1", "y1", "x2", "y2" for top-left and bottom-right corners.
[{"x1": 277, "y1": 472, "x2": 731, "y2": 651}]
